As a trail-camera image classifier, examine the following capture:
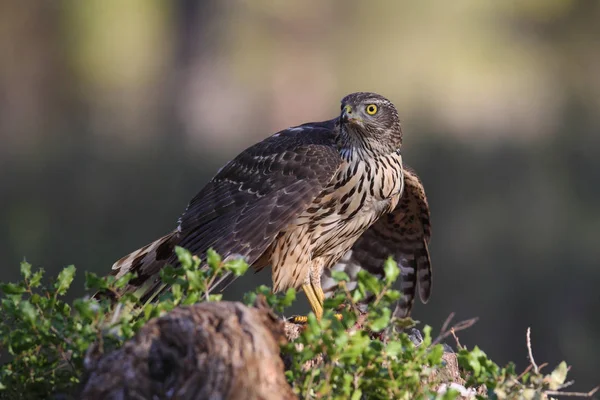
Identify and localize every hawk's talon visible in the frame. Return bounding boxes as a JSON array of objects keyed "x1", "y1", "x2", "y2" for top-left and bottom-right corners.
[
  {"x1": 302, "y1": 283, "x2": 324, "y2": 320},
  {"x1": 288, "y1": 315, "x2": 309, "y2": 324},
  {"x1": 287, "y1": 313, "x2": 342, "y2": 324}
]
